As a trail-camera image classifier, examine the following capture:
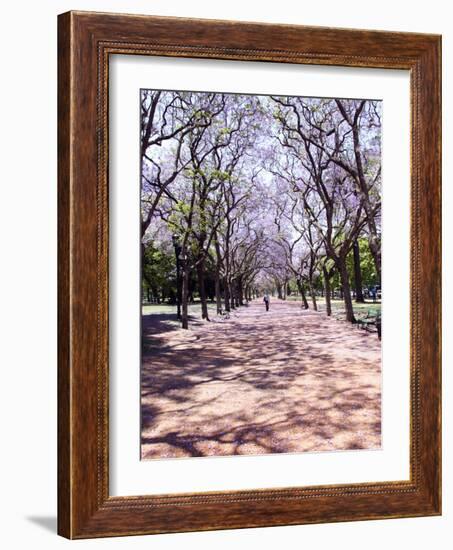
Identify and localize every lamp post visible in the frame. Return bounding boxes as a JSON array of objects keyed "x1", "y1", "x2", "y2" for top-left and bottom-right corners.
[{"x1": 172, "y1": 233, "x2": 182, "y2": 320}]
